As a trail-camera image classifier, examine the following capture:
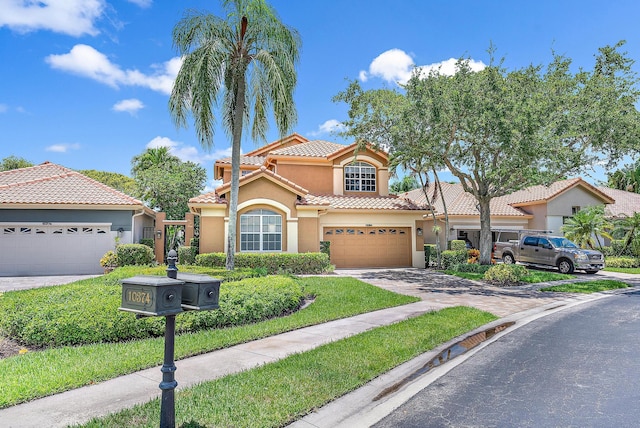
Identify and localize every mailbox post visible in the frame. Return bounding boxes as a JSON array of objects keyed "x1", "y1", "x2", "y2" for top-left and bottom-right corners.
[{"x1": 119, "y1": 249, "x2": 220, "y2": 428}]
